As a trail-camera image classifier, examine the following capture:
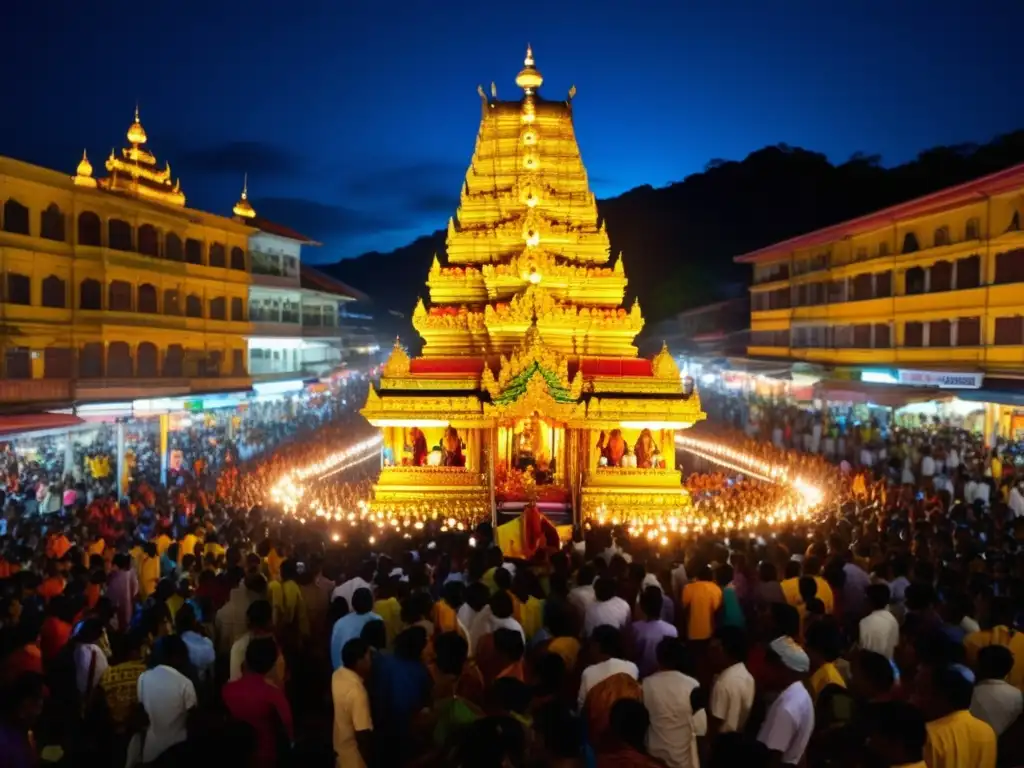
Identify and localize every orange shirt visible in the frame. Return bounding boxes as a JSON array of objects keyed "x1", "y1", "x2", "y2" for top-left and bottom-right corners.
[
  {"x1": 84, "y1": 583, "x2": 101, "y2": 610},
  {"x1": 37, "y1": 576, "x2": 66, "y2": 603},
  {"x1": 47, "y1": 534, "x2": 71, "y2": 560},
  {"x1": 681, "y1": 580, "x2": 722, "y2": 641},
  {"x1": 0, "y1": 644, "x2": 43, "y2": 686},
  {"x1": 40, "y1": 618, "x2": 72, "y2": 661}
]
